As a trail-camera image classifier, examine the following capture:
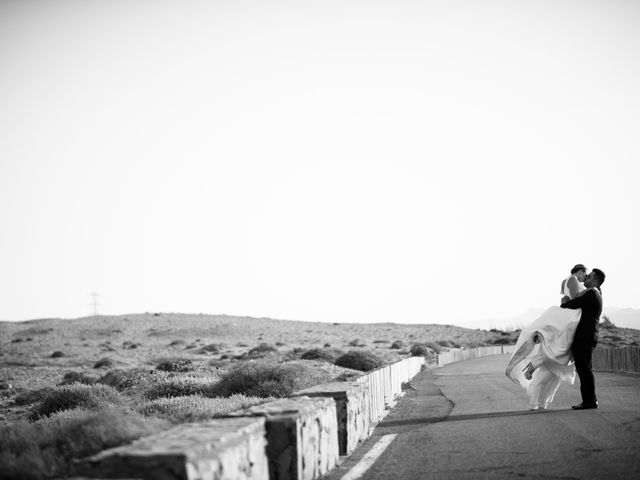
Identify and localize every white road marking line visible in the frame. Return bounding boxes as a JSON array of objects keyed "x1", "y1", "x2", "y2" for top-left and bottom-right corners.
[{"x1": 340, "y1": 434, "x2": 398, "y2": 480}]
